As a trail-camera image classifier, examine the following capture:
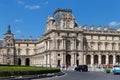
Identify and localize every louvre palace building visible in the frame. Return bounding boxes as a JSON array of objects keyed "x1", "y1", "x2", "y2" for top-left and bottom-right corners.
[{"x1": 0, "y1": 8, "x2": 120, "y2": 67}]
